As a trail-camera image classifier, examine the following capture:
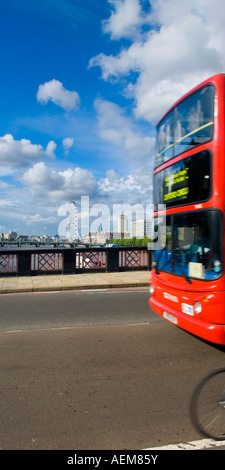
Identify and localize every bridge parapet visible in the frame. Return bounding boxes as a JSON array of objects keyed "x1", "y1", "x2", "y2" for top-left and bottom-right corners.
[{"x1": 0, "y1": 246, "x2": 152, "y2": 276}]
